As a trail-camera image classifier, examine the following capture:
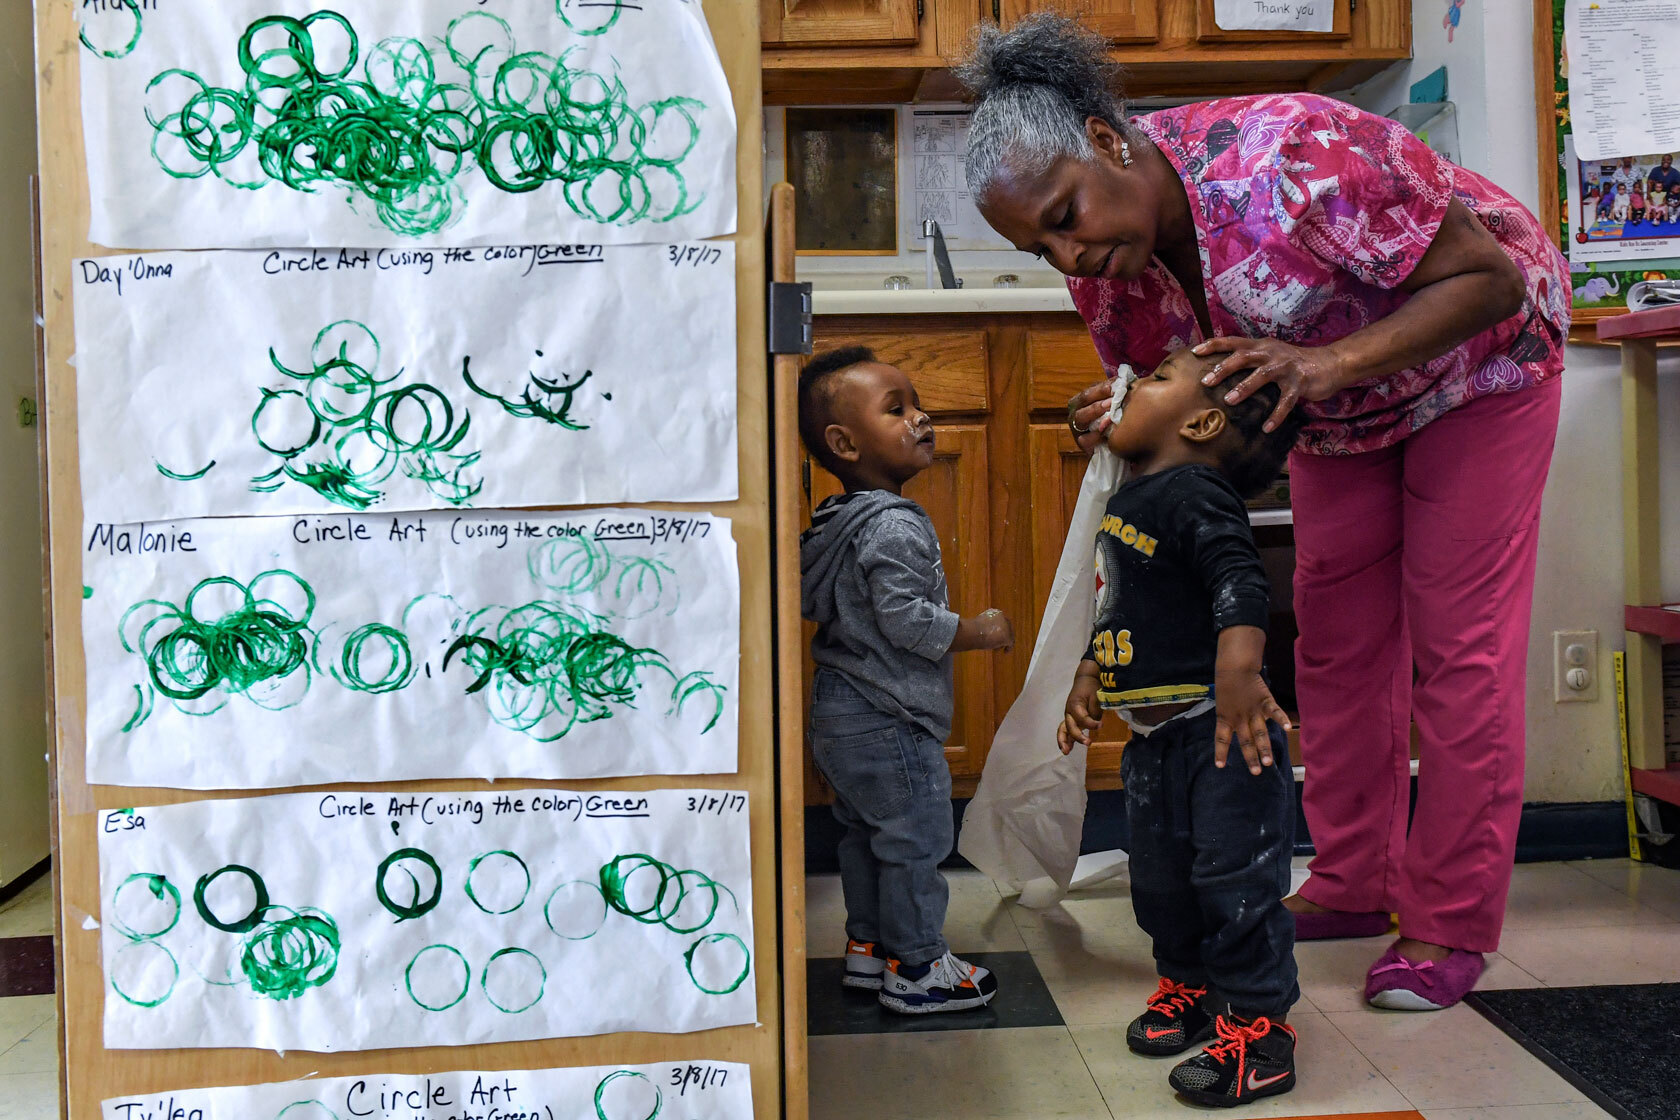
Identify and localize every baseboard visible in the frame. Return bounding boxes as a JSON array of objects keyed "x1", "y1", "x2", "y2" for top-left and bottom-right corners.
[{"x1": 803, "y1": 791, "x2": 1629, "y2": 874}]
